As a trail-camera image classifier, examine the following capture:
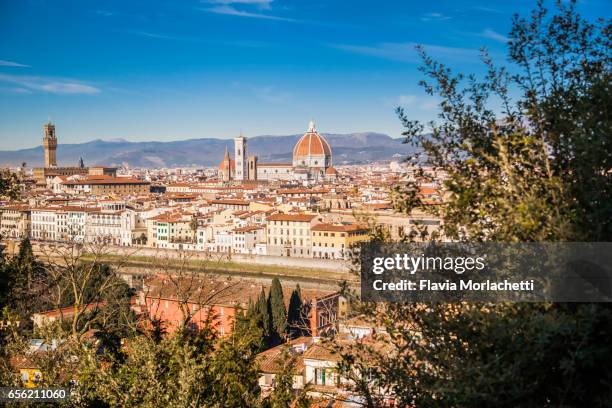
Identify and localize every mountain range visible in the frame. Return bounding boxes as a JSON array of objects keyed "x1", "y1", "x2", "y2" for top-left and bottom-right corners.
[{"x1": 0, "y1": 132, "x2": 412, "y2": 168}]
